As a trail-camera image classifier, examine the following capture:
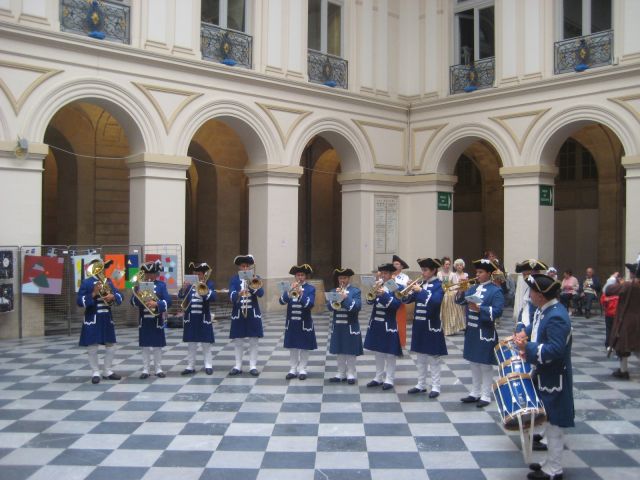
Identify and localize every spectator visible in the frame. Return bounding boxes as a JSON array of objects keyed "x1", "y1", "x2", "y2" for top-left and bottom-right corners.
[
  {"x1": 600, "y1": 273, "x2": 622, "y2": 349},
  {"x1": 578, "y1": 267, "x2": 601, "y2": 318},
  {"x1": 559, "y1": 270, "x2": 579, "y2": 315}
]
